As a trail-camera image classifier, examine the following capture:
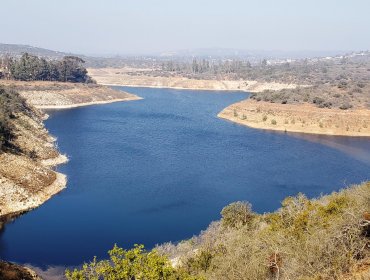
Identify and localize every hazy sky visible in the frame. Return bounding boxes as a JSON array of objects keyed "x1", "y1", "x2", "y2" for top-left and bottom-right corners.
[{"x1": 2, "y1": 0, "x2": 370, "y2": 55}]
